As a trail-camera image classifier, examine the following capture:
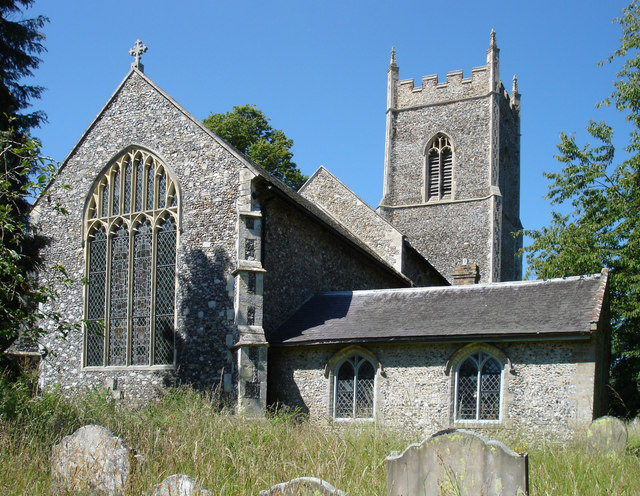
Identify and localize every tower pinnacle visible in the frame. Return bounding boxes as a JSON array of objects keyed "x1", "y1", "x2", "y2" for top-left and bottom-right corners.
[{"x1": 390, "y1": 47, "x2": 397, "y2": 68}]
